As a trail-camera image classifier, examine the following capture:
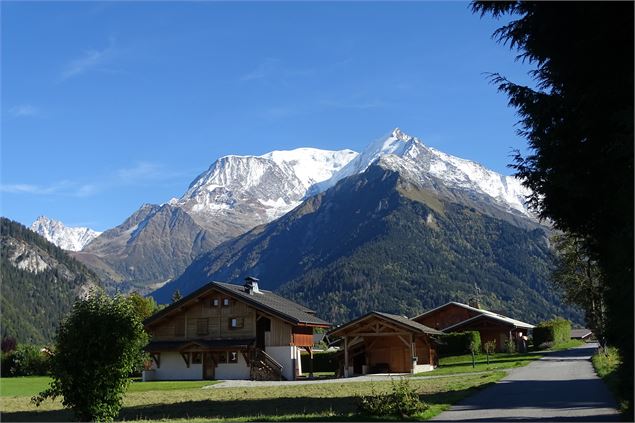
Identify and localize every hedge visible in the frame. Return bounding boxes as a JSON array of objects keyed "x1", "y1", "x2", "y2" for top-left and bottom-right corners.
[
  {"x1": 1, "y1": 344, "x2": 49, "y2": 376},
  {"x1": 300, "y1": 350, "x2": 338, "y2": 373},
  {"x1": 438, "y1": 331, "x2": 481, "y2": 356},
  {"x1": 533, "y1": 318, "x2": 572, "y2": 347}
]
